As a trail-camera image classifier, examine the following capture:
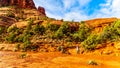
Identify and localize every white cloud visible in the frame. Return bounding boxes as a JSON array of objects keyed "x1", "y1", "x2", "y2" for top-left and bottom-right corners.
[
  {"x1": 62, "y1": 0, "x2": 76, "y2": 9},
  {"x1": 100, "y1": 0, "x2": 112, "y2": 7},
  {"x1": 46, "y1": 12, "x2": 62, "y2": 20},
  {"x1": 34, "y1": 0, "x2": 120, "y2": 21},
  {"x1": 64, "y1": 12, "x2": 89, "y2": 21},
  {"x1": 97, "y1": 0, "x2": 120, "y2": 18},
  {"x1": 78, "y1": 0, "x2": 91, "y2": 6}
]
